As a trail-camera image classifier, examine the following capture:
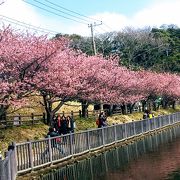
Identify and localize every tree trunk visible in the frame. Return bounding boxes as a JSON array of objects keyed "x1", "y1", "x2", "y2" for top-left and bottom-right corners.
[
  {"x1": 162, "y1": 96, "x2": 168, "y2": 109},
  {"x1": 0, "y1": 105, "x2": 8, "y2": 121},
  {"x1": 81, "y1": 100, "x2": 89, "y2": 118},
  {"x1": 42, "y1": 94, "x2": 53, "y2": 125},
  {"x1": 121, "y1": 104, "x2": 127, "y2": 115},
  {"x1": 172, "y1": 101, "x2": 176, "y2": 109},
  {"x1": 109, "y1": 105, "x2": 113, "y2": 116},
  {"x1": 153, "y1": 101, "x2": 157, "y2": 111},
  {"x1": 128, "y1": 103, "x2": 134, "y2": 114},
  {"x1": 42, "y1": 93, "x2": 65, "y2": 126},
  {"x1": 142, "y1": 100, "x2": 146, "y2": 112},
  {"x1": 46, "y1": 110, "x2": 53, "y2": 126}
]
